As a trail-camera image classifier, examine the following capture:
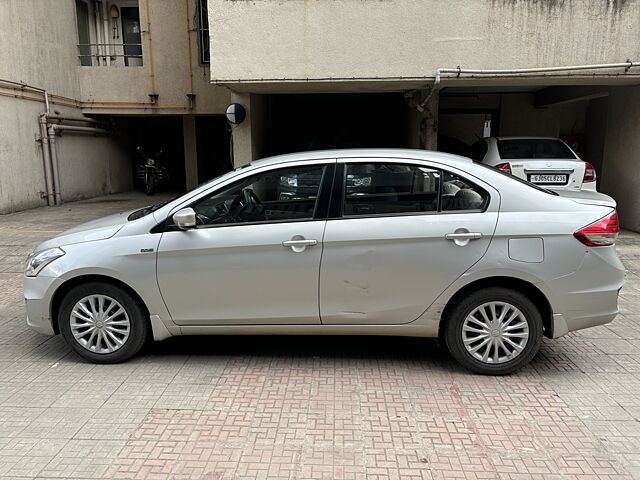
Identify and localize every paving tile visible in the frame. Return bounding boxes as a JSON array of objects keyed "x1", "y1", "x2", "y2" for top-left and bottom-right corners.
[{"x1": 0, "y1": 194, "x2": 639, "y2": 479}]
